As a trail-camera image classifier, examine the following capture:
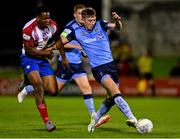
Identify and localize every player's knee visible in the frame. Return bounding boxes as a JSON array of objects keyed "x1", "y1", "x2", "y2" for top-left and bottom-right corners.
[
  {"x1": 48, "y1": 88, "x2": 58, "y2": 96},
  {"x1": 105, "y1": 97, "x2": 115, "y2": 107},
  {"x1": 80, "y1": 84, "x2": 92, "y2": 93}
]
